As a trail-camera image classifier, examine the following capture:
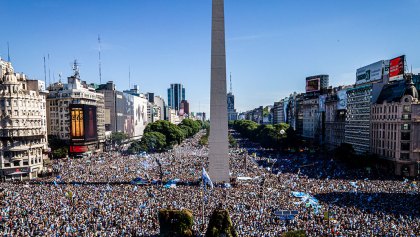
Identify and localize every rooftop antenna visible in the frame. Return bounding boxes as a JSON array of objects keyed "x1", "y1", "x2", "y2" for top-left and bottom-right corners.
[
  {"x1": 229, "y1": 72, "x2": 232, "y2": 93},
  {"x1": 7, "y1": 42, "x2": 10, "y2": 62},
  {"x1": 58, "y1": 72, "x2": 62, "y2": 83},
  {"x1": 129, "y1": 65, "x2": 131, "y2": 89},
  {"x1": 43, "y1": 56, "x2": 47, "y2": 85},
  {"x1": 48, "y1": 54, "x2": 51, "y2": 86},
  {"x1": 98, "y1": 34, "x2": 102, "y2": 84}
]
